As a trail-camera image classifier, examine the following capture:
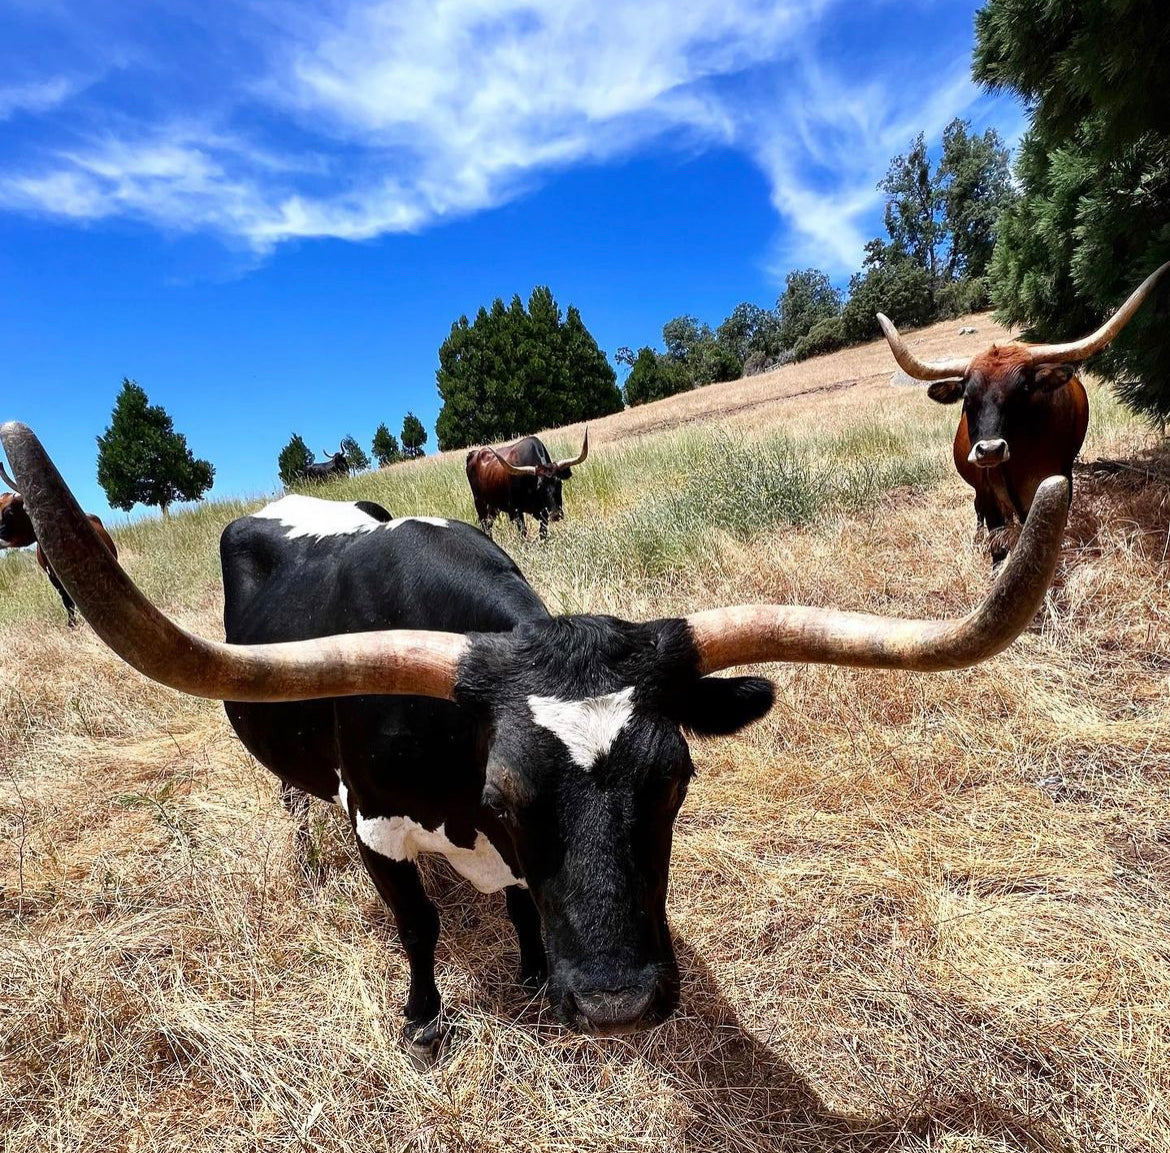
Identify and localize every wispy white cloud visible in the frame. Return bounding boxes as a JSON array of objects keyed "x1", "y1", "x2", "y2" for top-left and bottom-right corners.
[
  {"x1": 0, "y1": 0, "x2": 1021, "y2": 274},
  {"x1": 0, "y1": 76, "x2": 79, "y2": 120},
  {"x1": 746, "y1": 61, "x2": 997, "y2": 275}
]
